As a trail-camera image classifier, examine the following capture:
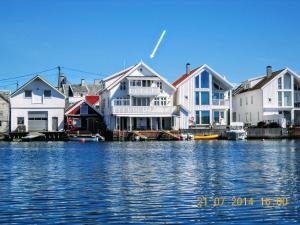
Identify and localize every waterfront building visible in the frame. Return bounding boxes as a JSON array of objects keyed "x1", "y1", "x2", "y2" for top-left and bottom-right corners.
[
  {"x1": 65, "y1": 96, "x2": 104, "y2": 134},
  {"x1": 0, "y1": 91, "x2": 10, "y2": 133},
  {"x1": 173, "y1": 63, "x2": 234, "y2": 129},
  {"x1": 232, "y1": 66, "x2": 300, "y2": 126},
  {"x1": 10, "y1": 75, "x2": 65, "y2": 132},
  {"x1": 98, "y1": 61, "x2": 177, "y2": 131}
]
